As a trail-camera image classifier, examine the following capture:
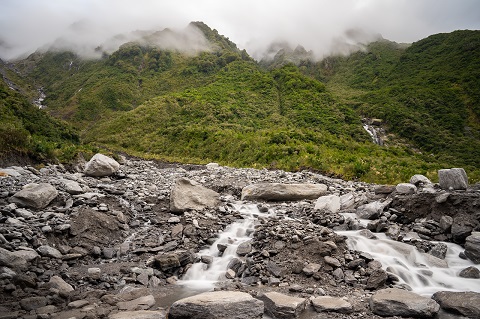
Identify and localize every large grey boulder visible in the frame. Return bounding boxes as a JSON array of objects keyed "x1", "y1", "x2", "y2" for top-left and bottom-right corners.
[
  {"x1": 84, "y1": 153, "x2": 120, "y2": 177},
  {"x1": 370, "y1": 288, "x2": 439, "y2": 318},
  {"x1": 464, "y1": 232, "x2": 480, "y2": 264},
  {"x1": 314, "y1": 195, "x2": 341, "y2": 213},
  {"x1": 258, "y1": 291, "x2": 307, "y2": 318},
  {"x1": 356, "y1": 199, "x2": 392, "y2": 220},
  {"x1": 432, "y1": 291, "x2": 480, "y2": 319},
  {"x1": 396, "y1": 183, "x2": 417, "y2": 195},
  {"x1": 438, "y1": 168, "x2": 468, "y2": 190},
  {"x1": 168, "y1": 291, "x2": 264, "y2": 319},
  {"x1": 0, "y1": 247, "x2": 27, "y2": 269},
  {"x1": 170, "y1": 178, "x2": 219, "y2": 213},
  {"x1": 10, "y1": 183, "x2": 57, "y2": 209},
  {"x1": 241, "y1": 183, "x2": 327, "y2": 201}
]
